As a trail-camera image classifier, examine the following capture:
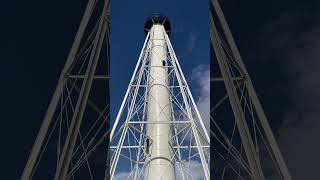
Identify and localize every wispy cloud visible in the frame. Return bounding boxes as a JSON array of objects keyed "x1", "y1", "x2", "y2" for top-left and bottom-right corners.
[
  {"x1": 114, "y1": 160, "x2": 205, "y2": 180},
  {"x1": 114, "y1": 171, "x2": 132, "y2": 180},
  {"x1": 259, "y1": 7, "x2": 320, "y2": 179},
  {"x1": 187, "y1": 31, "x2": 197, "y2": 52},
  {"x1": 113, "y1": 65, "x2": 210, "y2": 180},
  {"x1": 190, "y1": 64, "x2": 210, "y2": 133},
  {"x1": 172, "y1": 23, "x2": 185, "y2": 34},
  {"x1": 176, "y1": 160, "x2": 205, "y2": 180}
]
